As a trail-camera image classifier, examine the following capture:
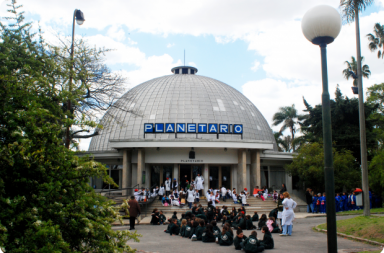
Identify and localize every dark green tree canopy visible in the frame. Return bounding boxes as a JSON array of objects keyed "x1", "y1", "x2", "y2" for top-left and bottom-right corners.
[{"x1": 300, "y1": 86, "x2": 377, "y2": 163}]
